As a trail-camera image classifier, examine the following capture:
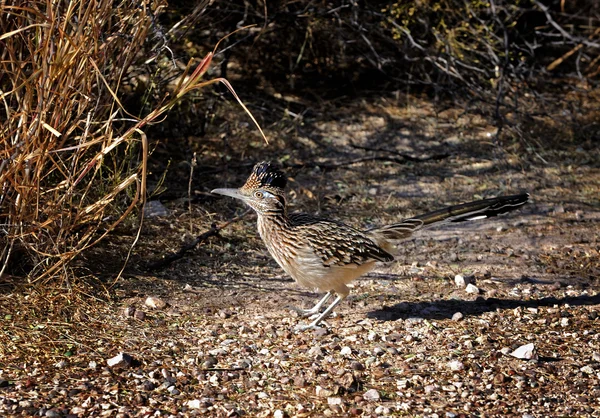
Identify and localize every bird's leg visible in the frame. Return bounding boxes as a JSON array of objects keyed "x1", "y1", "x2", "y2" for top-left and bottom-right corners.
[
  {"x1": 294, "y1": 294, "x2": 344, "y2": 332},
  {"x1": 287, "y1": 291, "x2": 333, "y2": 318}
]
